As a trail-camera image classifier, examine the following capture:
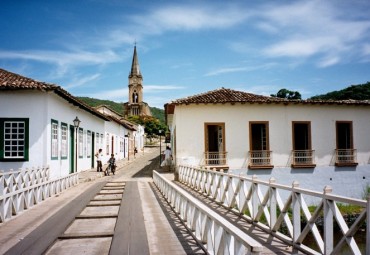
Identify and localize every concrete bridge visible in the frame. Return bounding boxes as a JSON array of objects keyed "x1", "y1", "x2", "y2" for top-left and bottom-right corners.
[{"x1": 0, "y1": 147, "x2": 368, "y2": 254}]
